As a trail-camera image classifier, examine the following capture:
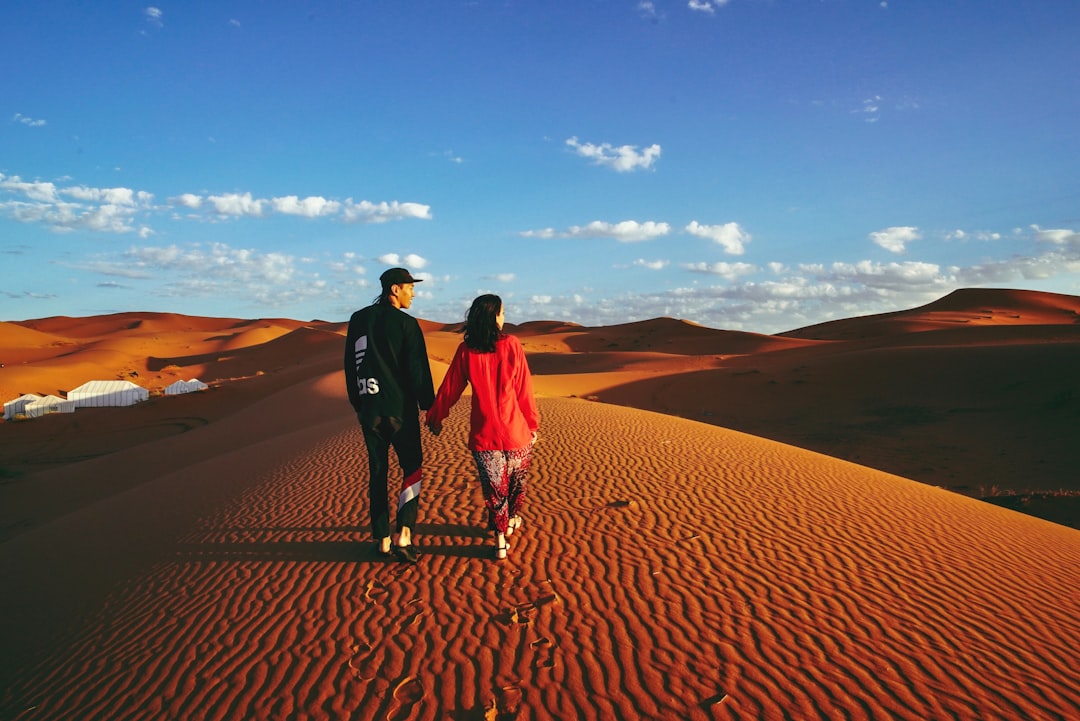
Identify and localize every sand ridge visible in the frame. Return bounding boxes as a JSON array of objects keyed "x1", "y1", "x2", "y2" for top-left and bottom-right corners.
[{"x1": 1, "y1": 389, "x2": 1078, "y2": 719}]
